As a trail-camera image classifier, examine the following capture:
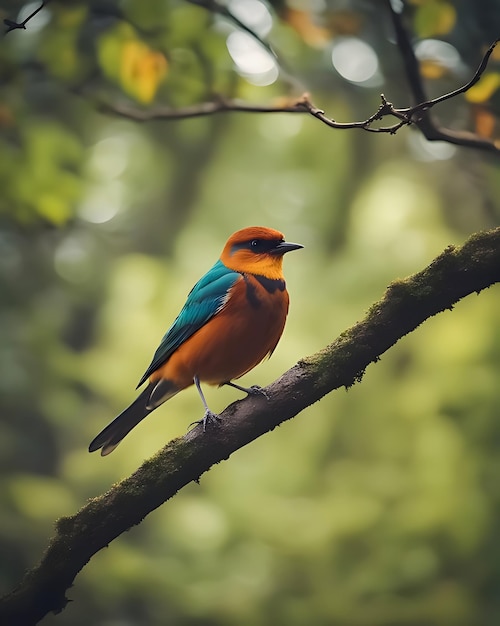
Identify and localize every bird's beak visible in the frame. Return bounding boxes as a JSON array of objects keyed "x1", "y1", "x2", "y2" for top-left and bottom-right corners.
[{"x1": 271, "y1": 240, "x2": 304, "y2": 255}]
